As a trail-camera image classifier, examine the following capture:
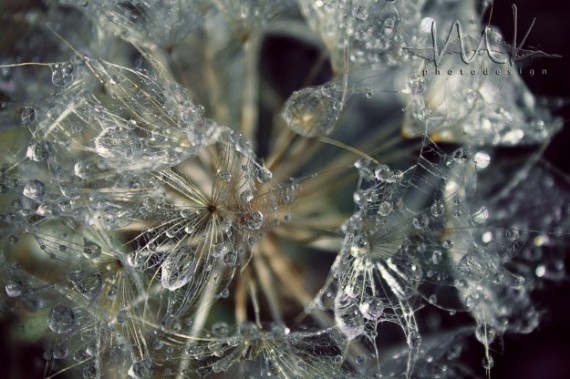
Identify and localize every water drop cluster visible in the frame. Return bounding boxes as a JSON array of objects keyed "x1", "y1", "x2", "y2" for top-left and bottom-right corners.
[{"x1": 0, "y1": 1, "x2": 567, "y2": 379}]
